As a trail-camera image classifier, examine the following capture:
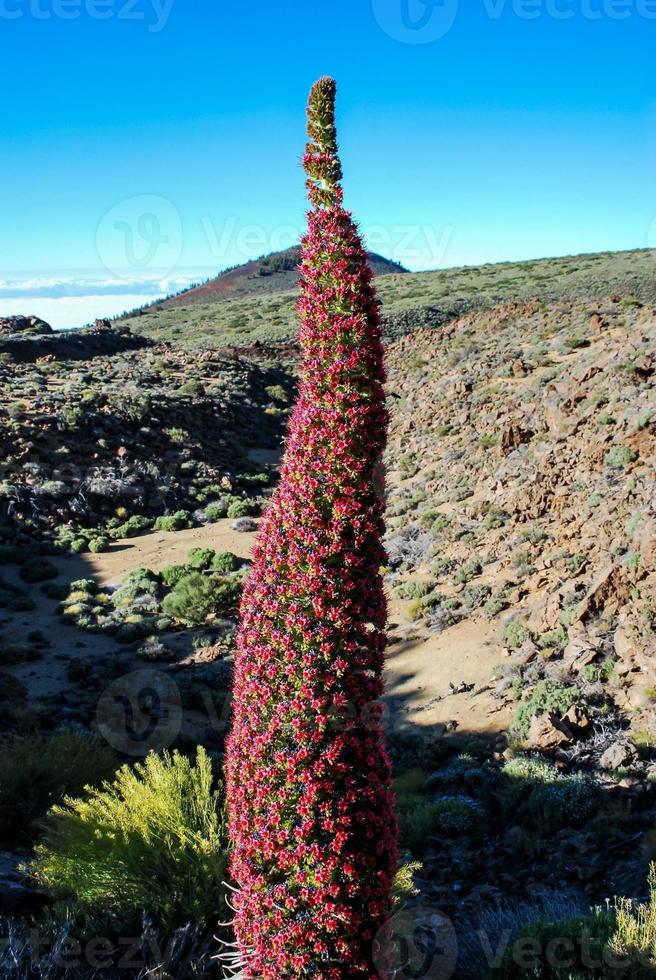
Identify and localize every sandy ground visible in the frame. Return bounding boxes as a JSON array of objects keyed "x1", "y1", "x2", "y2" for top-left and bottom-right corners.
[
  {"x1": 2, "y1": 520, "x2": 510, "y2": 736},
  {"x1": 84, "y1": 522, "x2": 257, "y2": 588}
]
